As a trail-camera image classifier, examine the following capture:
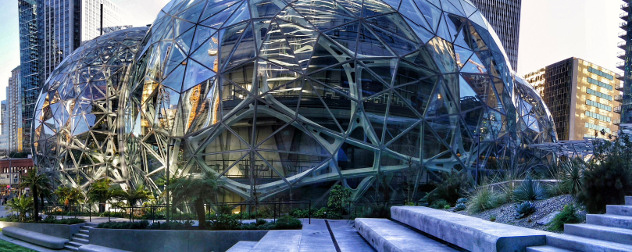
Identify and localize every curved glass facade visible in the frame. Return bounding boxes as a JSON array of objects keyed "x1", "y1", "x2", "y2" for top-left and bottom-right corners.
[
  {"x1": 32, "y1": 27, "x2": 148, "y2": 189},
  {"x1": 121, "y1": 0, "x2": 543, "y2": 202},
  {"x1": 31, "y1": 0, "x2": 557, "y2": 203}
]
